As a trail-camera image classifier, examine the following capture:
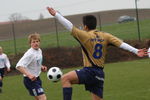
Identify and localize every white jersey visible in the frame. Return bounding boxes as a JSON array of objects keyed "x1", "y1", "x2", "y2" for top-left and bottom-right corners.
[
  {"x1": 16, "y1": 48, "x2": 43, "y2": 77},
  {"x1": 148, "y1": 47, "x2": 150, "y2": 58},
  {"x1": 0, "y1": 53, "x2": 11, "y2": 69}
]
